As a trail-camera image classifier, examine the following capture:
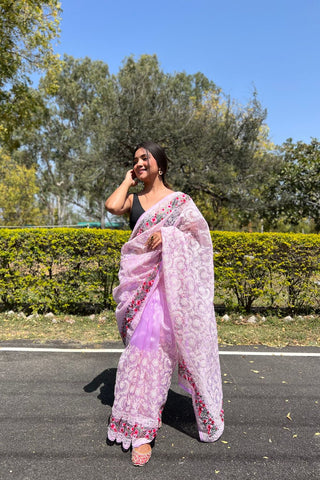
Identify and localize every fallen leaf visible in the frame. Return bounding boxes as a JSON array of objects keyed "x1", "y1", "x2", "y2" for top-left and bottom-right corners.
[
  {"x1": 263, "y1": 456, "x2": 269, "y2": 459},
  {"x1": 282, "y1": 381, "x2": 287, "y2": 384},
  {"x1": 287, "y1": 412, "x2": 292, "y2": 421},
  {"x1": 315, "y1": 432, "x2": 320, "y2": 436},
  {"x1": 293, "y1": 434, "x2": 298, "y2": 438},
  {"x1": 251, "y1": 370, "x2": 260, "y2": 374},
  {"x1": 215, "y1": 470, "x2": 220, "y2": 474},
  {"x1": 221, "y1": 440, "x2": 228, "y2": 444}
]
